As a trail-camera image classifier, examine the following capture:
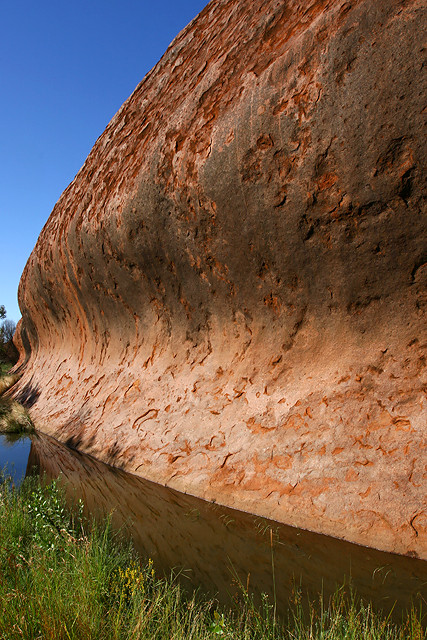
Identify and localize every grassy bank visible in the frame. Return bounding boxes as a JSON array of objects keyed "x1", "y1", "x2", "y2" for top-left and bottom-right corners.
[
  {"x1": 0, "y1": 473, "x2": 424, "y2": 640},
  {"x1": 0, "y1": 366, "x2": 34, "y2": 434}
]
